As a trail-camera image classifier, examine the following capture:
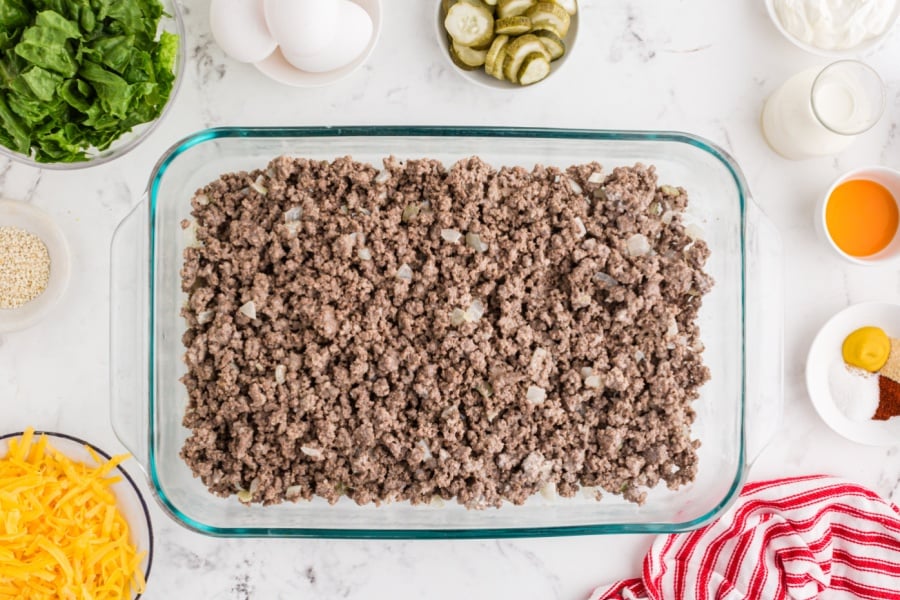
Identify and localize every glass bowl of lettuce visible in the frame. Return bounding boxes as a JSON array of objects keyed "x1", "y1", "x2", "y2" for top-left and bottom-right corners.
[{"x1": 0, "y1": 0, "x2": 184, "y2": 169}]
